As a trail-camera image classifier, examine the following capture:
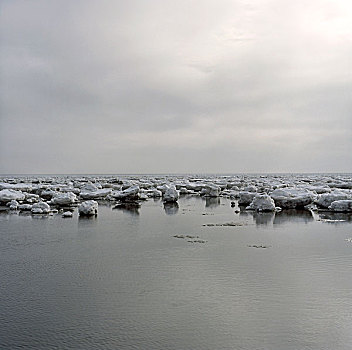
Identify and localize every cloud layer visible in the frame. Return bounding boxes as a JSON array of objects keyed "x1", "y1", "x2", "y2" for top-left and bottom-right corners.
[{"x1": 1, "y1": 0, "x2": 351, "y2": 173}]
